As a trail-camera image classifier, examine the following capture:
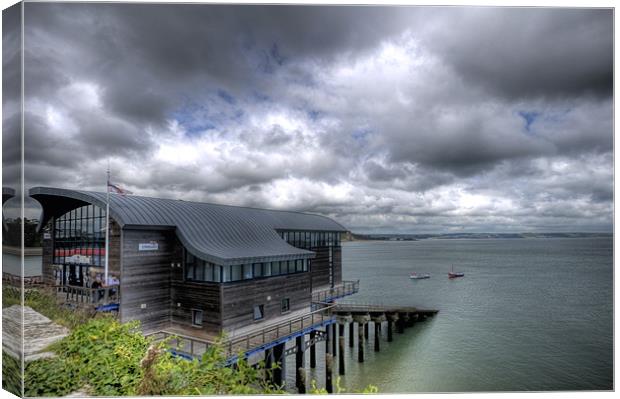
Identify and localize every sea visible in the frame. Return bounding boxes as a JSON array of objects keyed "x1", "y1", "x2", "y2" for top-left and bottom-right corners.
[{"x1": 292, "y1": 237, "x2": 613, "y2": 393}]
